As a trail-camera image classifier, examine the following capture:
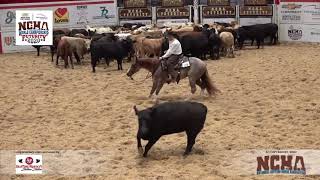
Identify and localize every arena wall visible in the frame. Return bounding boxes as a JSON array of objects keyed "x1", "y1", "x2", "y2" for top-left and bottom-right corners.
[
  {"x1": 0, "y1": 0, "x2": 117, "y2": 53},
  {"x1": 0, "y1": 0, "x2": 319, "y2": 54}
]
